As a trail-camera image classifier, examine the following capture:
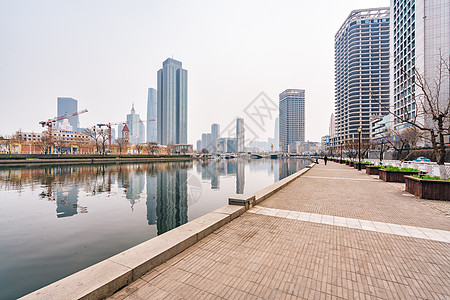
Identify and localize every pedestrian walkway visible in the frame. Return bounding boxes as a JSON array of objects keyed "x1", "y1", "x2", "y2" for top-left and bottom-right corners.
[{"x1": 110, "y1": 161, "x2": 450, "y2": 300}]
